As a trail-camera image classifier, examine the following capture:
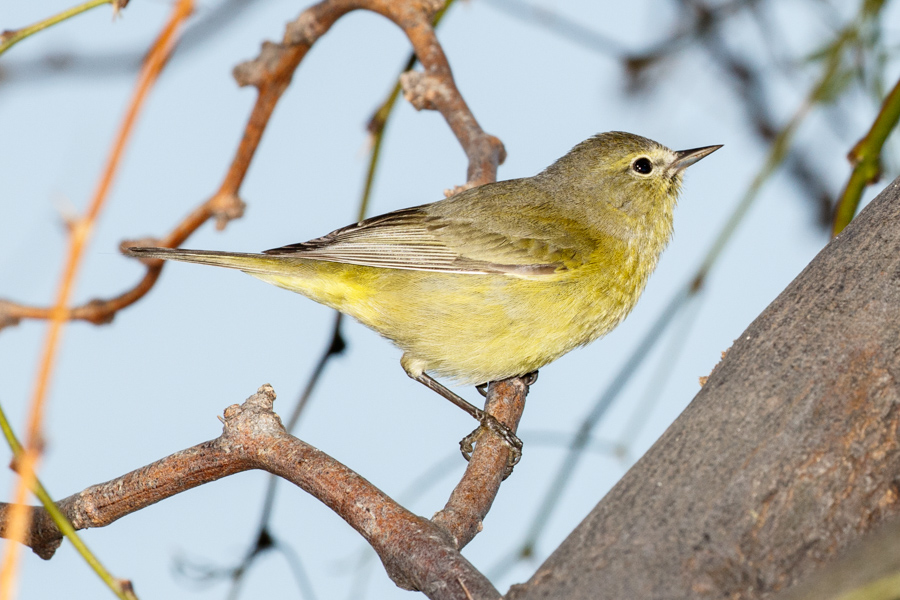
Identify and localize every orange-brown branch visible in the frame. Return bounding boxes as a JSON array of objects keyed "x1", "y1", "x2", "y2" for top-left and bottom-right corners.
[
  {"x1": 0, "y1": 2, "x2": 195, "y2": 598},
  {"x1": 1, "y1": 385, "x2": 501, "y2": 600},
  {"x1": 1, "y1": 0, "x2": 504, "y2": 332}
]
